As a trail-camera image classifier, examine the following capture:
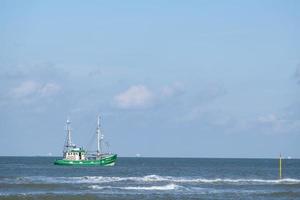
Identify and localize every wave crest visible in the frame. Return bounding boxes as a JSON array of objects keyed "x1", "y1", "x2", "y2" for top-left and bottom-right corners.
[
  {"x1": 89, "y1": 183, "x2": 179, "y2": 191},
  {"x1": 3, "y1": 175, "x2": 300, "y2": 185}
]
